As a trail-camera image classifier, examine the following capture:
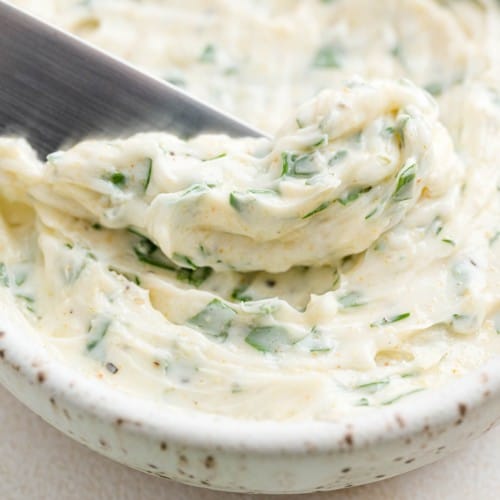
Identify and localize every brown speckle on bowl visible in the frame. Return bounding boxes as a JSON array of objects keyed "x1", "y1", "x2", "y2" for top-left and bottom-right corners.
[
  {"x1": 0, "y1": 349, "x2": 5, "y2": 359},
  {"x1": 37, "y1": 372, "x2": 46, "y2": 383},
  {"x1": 458, "y1": 403, "x2": 467, "y2": 418},
  {"x1": 115, "y1": 418, "x2": 124, "y2": 426},
  {"x1": 49, "y1": 397, "x2": 56, "y2": 407},
  {"x1": 160, "y1": 441, "x2": 168, "y2": 451},
  {"x1": 395, "y1": 414, "x2": 405, "y2": 428},
  {"x1": 147, "y1": 463, "x2": 158, "y2": 470},
  {"x1": 204, "y1": 455, "x2": 215, "y2": 469},
  {"x1": 179, "y1": 454, "x2": 188, "y2": 466},
  {"x1": 0, "y1": 330, "x2": 5, "y2": 338},
  {"x1": 63, "y1": 408, "x2": 71, "y2": 420},
  {"x1": 99, "y1": 438, "x2": 108, "y2": 448},
  {"x1": 341, "y1": 467, "x2": 351, "y2": 473},
  {"x1": 344, "y1": 433, "x2": 354, "y2": 446},
  {"x1": 405, "y1": 458, "x2": 415, "y2": 464}
]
